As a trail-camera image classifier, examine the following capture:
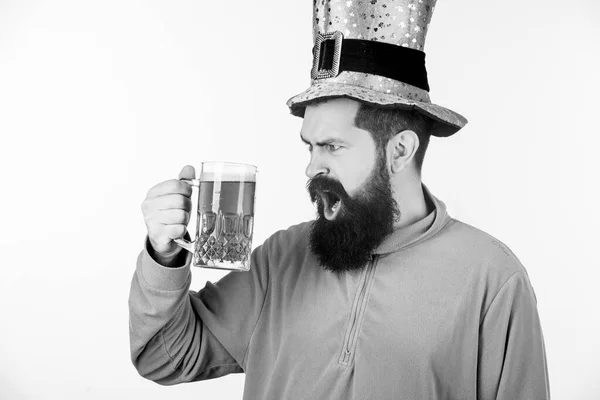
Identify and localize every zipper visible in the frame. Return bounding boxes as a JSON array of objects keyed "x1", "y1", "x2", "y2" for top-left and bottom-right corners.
[{"x1": 340, "y1": 255, "x2": 378, "y2": 365}]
